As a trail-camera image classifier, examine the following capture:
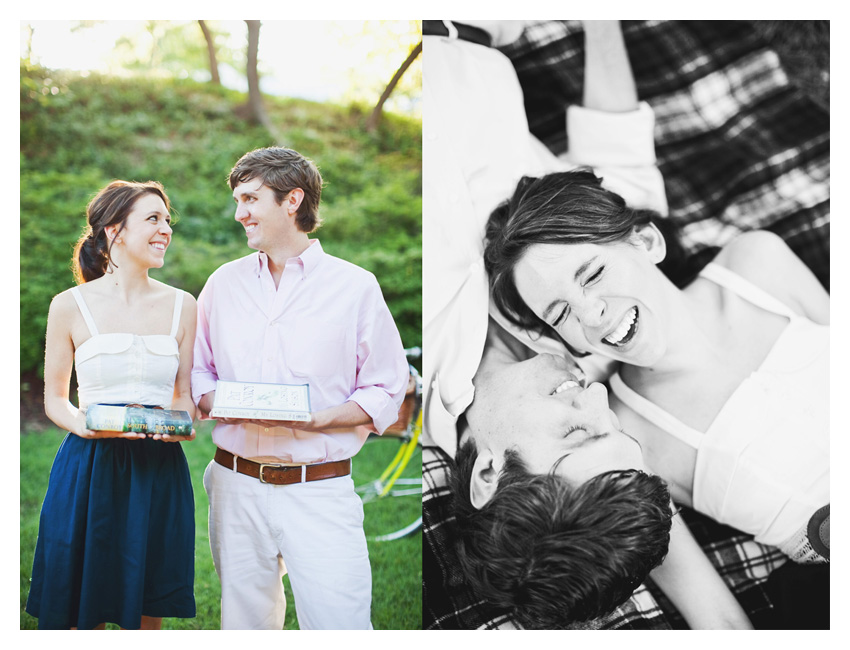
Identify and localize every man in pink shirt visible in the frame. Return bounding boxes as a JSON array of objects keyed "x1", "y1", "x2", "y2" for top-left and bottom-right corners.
[{"x1": 192, "y1": 146, "x2": 409, "y2": 629}]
